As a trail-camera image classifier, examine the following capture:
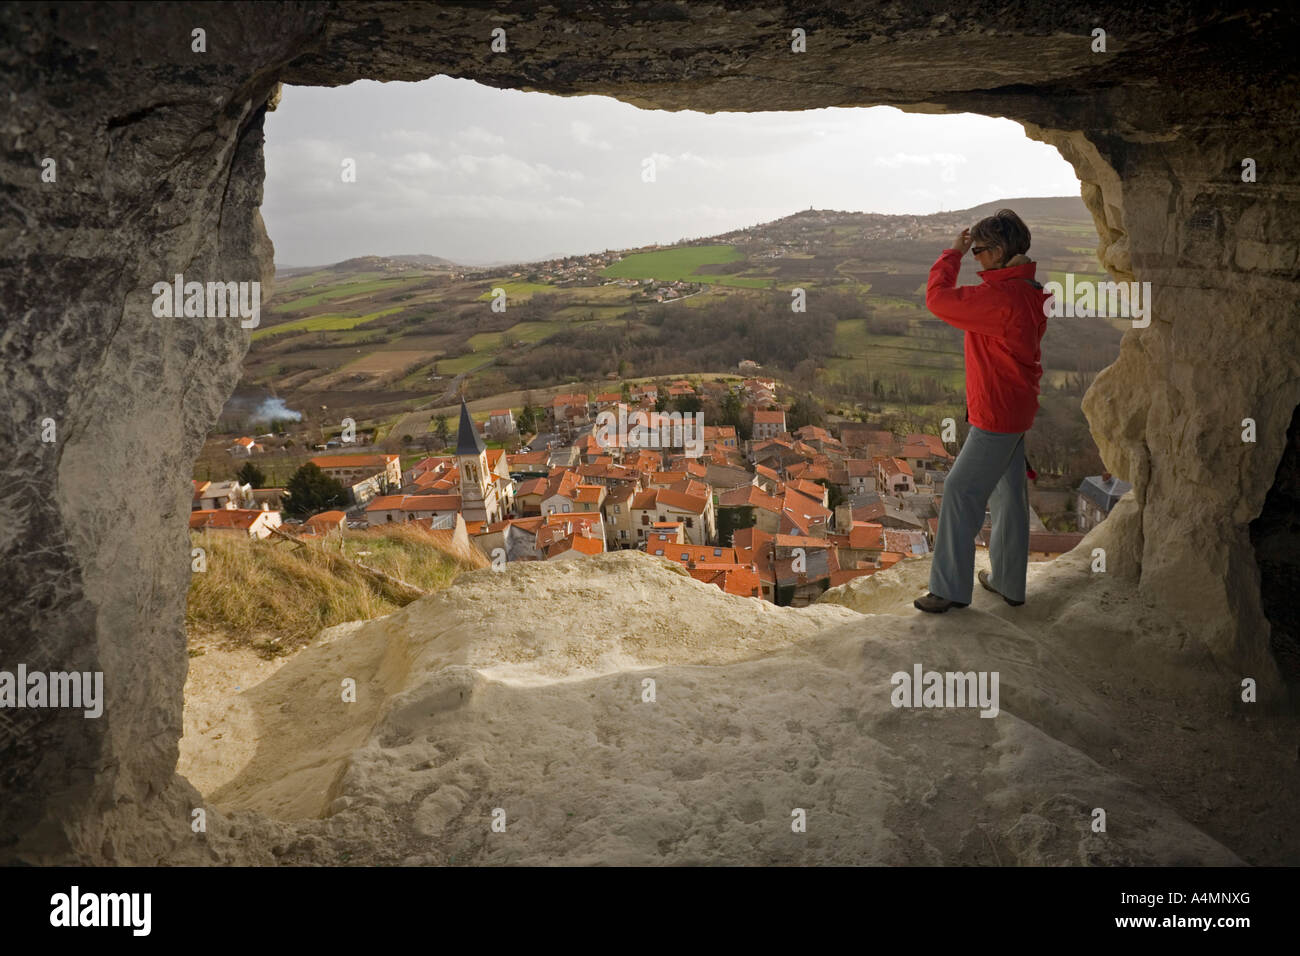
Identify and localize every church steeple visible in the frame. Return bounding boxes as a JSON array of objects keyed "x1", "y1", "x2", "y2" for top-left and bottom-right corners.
[
  {"x1": 455, "y1": 397, "x2": 485, "y2": 456},
  {"x1": 454, "y1": 397, "x2": 500, "y2": 523}
]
